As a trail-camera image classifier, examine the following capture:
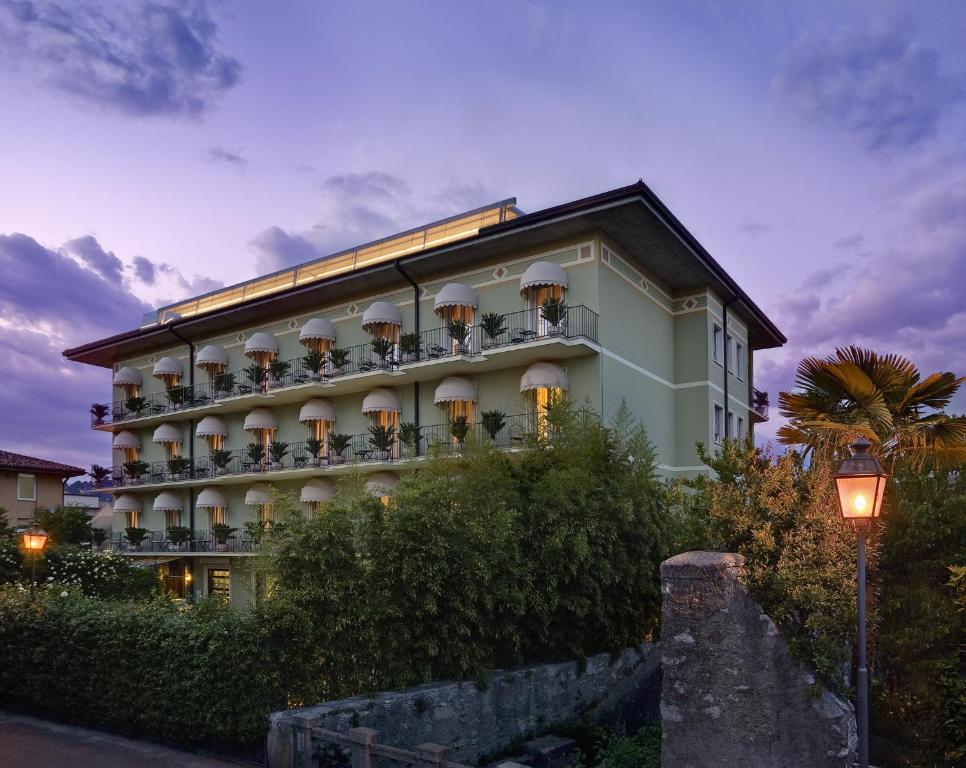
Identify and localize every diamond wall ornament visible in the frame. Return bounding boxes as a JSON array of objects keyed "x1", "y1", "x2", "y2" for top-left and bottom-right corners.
[{"x1": 492, "y1": 266, "x2": 507, "y2": 279}]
